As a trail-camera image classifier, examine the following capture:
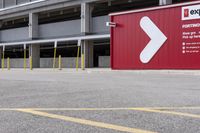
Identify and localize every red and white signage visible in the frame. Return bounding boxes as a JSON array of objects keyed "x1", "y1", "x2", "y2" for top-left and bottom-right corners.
[
  {"x1": 182, "y1": 4, "x2": 200, "y2": 20},
  {"x1": 140, "y1": 16, "x2": 167, "y2": 63},
  {"x1": 110, "y1": 2, "x2": 200, "y2": 69}
]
